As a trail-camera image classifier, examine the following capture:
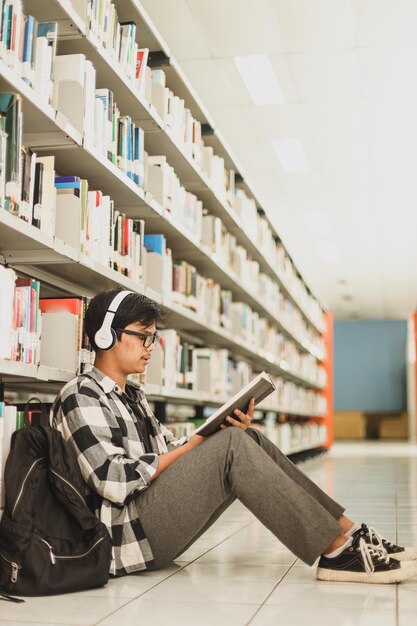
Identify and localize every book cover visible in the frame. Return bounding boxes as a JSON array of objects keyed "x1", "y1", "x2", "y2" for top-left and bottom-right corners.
[
  {"x1": 144, "y1": 234, "x2": 166, "y2": 256},
  {"x1": 32, "y1": 160, "x2": 43, "y2": 228},
  {"x1": 0, "y1": 92, "x2": 22, "y2": 215},
  {"x1": 22, "y1": 14, "x2": 37, "y2": 85},
  {"x1": 194, "y1": 372, "x2": 276, "y2": 437}
]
